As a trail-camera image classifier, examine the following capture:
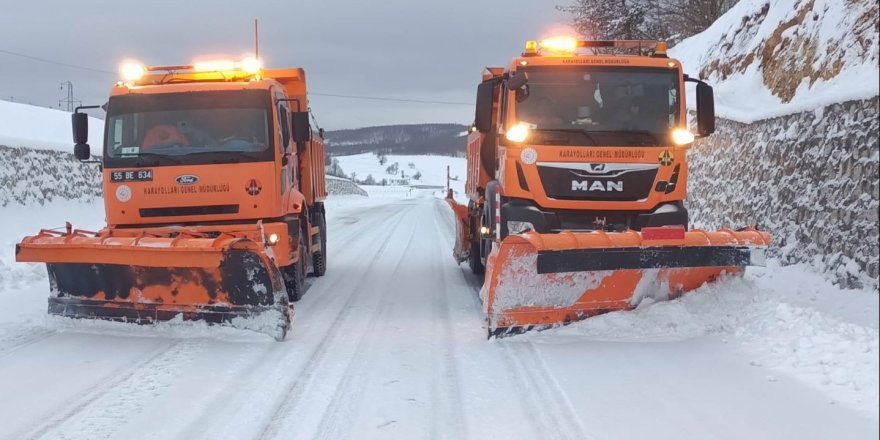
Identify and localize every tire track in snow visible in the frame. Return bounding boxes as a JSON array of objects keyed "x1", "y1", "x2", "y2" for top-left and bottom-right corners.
[
  {"x1": 254, "y1": 204, "x2": 414, "y2": 440},
  {"x1": 32, "y1": 339, "x2": 206, "y2": 440},
  {"x1": 174, "y1": 204, "x2": 412, "y2": 440},
  {"x1": 428, "y1": 200, "x2": 469, "y2": 440},
  {"x1": 501, "y1": 342, "x2": 589, "y2": 440},
  {"x1": 10, "y1": 339, "x2": 183, "y2": 440},
  {"x1": 0, "y1": 328, "x2": 57, "y2": 359},
  {"x1": 442, "y1": 199, "x2": 587, "y2": 439},
  {"x1": 309, "y1": 218, "x2": 417, "y2": 440}
]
